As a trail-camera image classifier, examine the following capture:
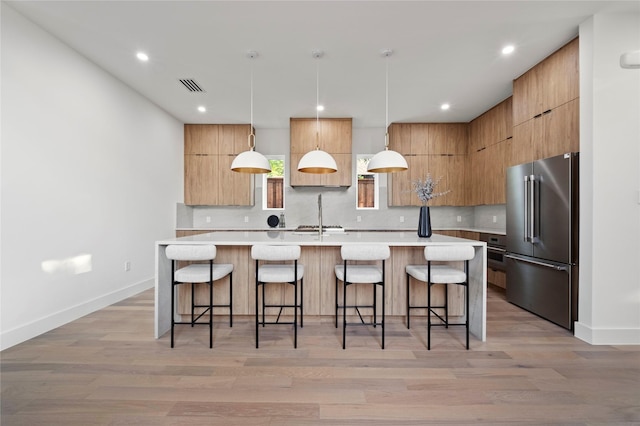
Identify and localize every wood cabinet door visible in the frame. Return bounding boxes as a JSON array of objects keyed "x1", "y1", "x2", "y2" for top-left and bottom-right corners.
[
  {"x1": 537, "y1": 99, "x2": 579, "y2": 159},
  {"x1": 290, "y1": 118, "x2": 318, "y2": 153},
  {"x1": 427, "y1": 155, "x2": 466, "y2": 206},
  {"x1": 388, "y1": 123, "x2": 412, "y2": 155},
  {"x1": 323, "y1": 153, "x2": 352, "y2": 186},
  {"x1": 184, "y1": 124, "x2": 218, "y2": 155},
  {"x1": 321, "y1": 118, "x2": 352, "y2": 153},
  {"x1": 428, "y1": 123, "x2": 468, "y2": 155},
  {"x1": 184, "y1": 154, "x2": 218, "y2": 205},
  {"x1": 218, "y1": 124, "x2": 252, "y2": 155},
  {"x1": 540, "y1": 38, "x2": 579, "y2": 113},
  {"x1": 512, "y1": 68, "x2": 541, "y2": 126},
  {"x1": 484, "y1": 141, "x2": 506, "y2": 204},
  {"x1": 218, "y1": 155, "x2": 254, "y2": 206},
  {"x1": 410, "y1": 124, "x2": 429, "y2": 155},
  {"x1": 506, "y1": 121, "x2": 535, "y2": 168}
]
